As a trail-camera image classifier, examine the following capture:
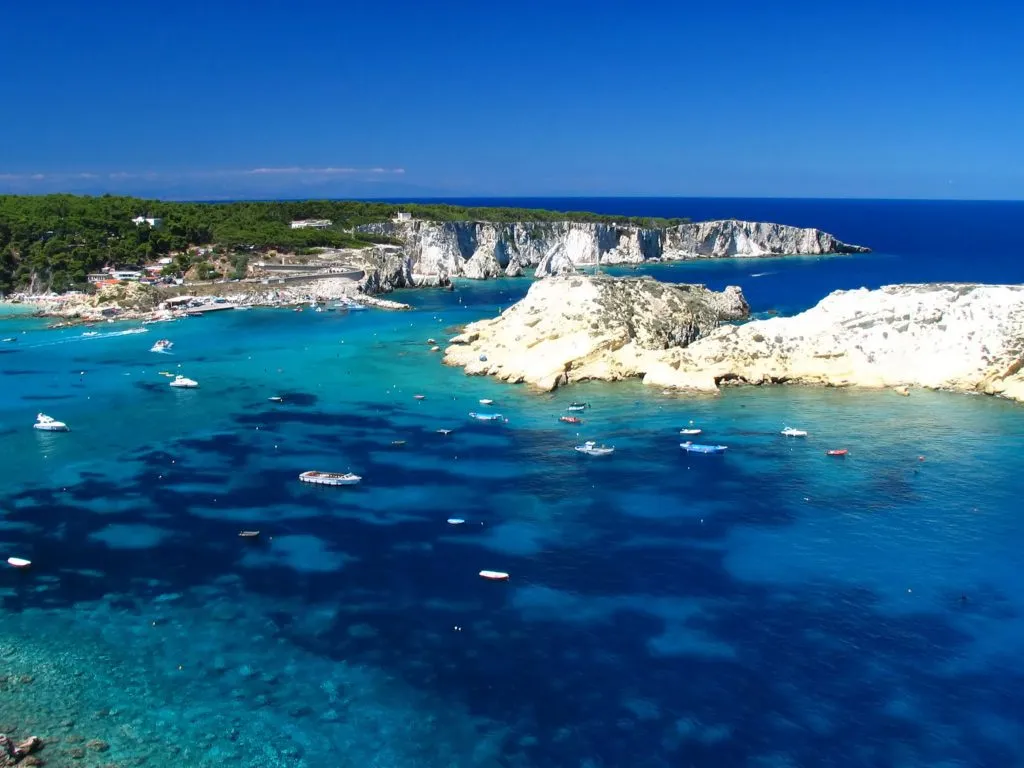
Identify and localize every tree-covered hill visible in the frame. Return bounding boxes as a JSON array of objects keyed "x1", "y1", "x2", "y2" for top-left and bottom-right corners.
[{"x1": 0, "y1": 195, "x2": 686, "y2": 293}]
